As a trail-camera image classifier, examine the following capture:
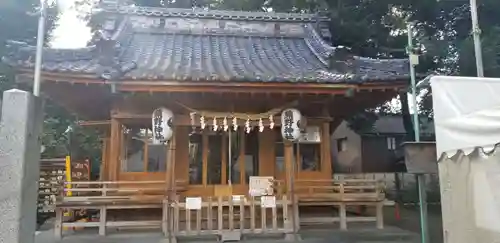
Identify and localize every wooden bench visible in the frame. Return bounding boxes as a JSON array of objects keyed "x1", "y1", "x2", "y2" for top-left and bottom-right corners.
[
  {"x1": 295, "y1": 179, "x2": 385, "y2": 230},
  {"x1": 53, "y1": 180, "x2": 186, "y2": 239}
]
